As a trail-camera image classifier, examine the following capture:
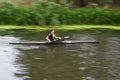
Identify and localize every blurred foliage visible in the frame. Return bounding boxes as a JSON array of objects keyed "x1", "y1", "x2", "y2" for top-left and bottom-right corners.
[
  {"x1": 98, "y1": 0, "x2": 113, "y2": 6},
  {"x1": 0, "y1": 1, "x2": 120, "y2": 26}
]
